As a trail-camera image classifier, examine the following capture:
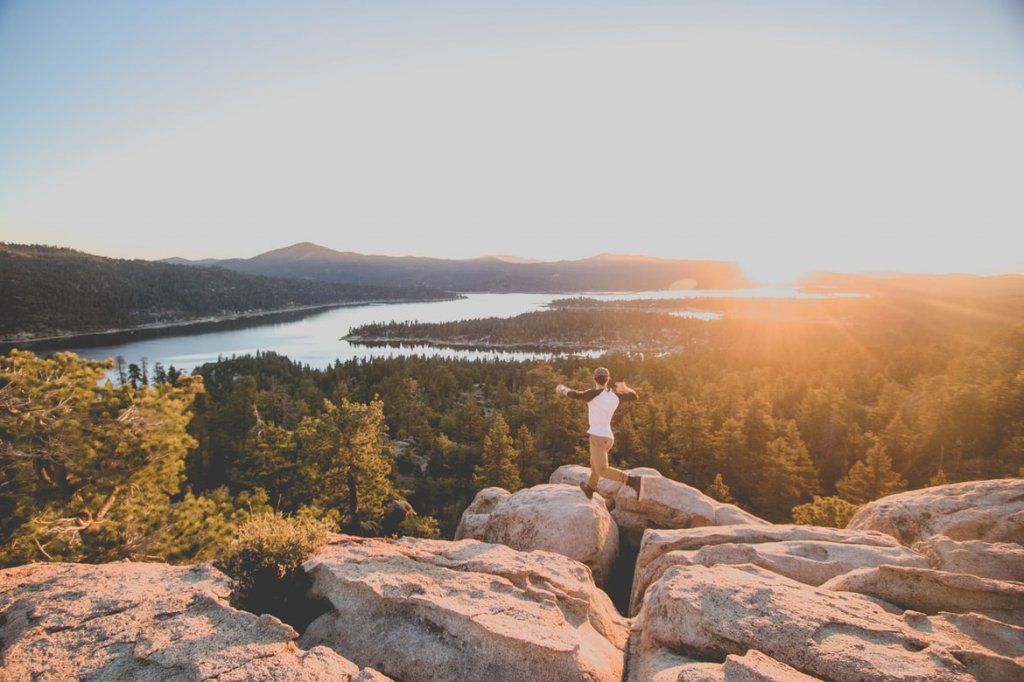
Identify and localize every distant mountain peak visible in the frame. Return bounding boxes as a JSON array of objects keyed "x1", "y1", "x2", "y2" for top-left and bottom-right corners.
[
  {"x1": 477, "y1": 255, "x2": 545, "y2": 264},
  {"x1": 251, "y1": 242, "x2": 348, "y2": 262},
  {"x1": 164, "y1": 242, "x2": 754, "y2": 291}
]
